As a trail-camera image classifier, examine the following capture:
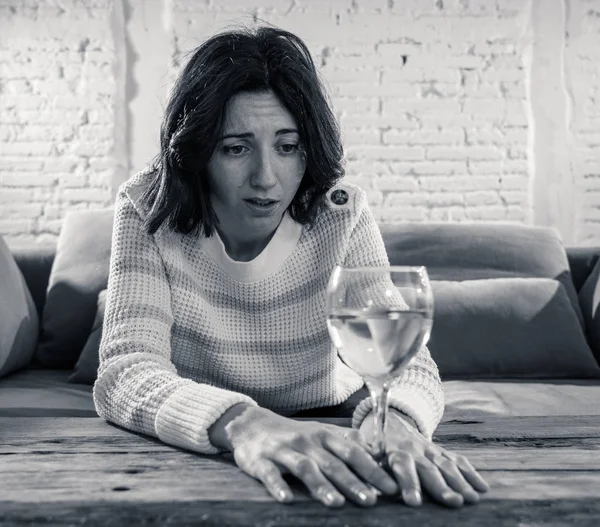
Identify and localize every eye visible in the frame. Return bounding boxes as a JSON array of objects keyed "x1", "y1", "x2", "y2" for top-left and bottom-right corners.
[
  {"x1": 279, "y1": 143, "x2": 300, "y2": 154},
  {"x1": 223, "y1": 145, "x2": 247, "y2": 155}
]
